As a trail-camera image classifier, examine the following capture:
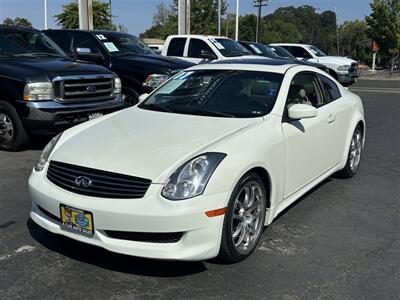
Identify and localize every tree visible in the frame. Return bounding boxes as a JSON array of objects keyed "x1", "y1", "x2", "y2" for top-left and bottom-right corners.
[
  {"x1": 366, "y1": 0, "x2": 400, "y2": 74},
  {"x1": 2, "y1": 17, "x2": 32, "y2": 28},
  {"x1": 54, "y1": 0, "x2": 114, "y2": 30},
  {"x1": 339, "y1": 20, "x2": 371, "y2": 63},
  {"x1": 141, "y1": 0, "x2": 227, "y2": 39}
]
